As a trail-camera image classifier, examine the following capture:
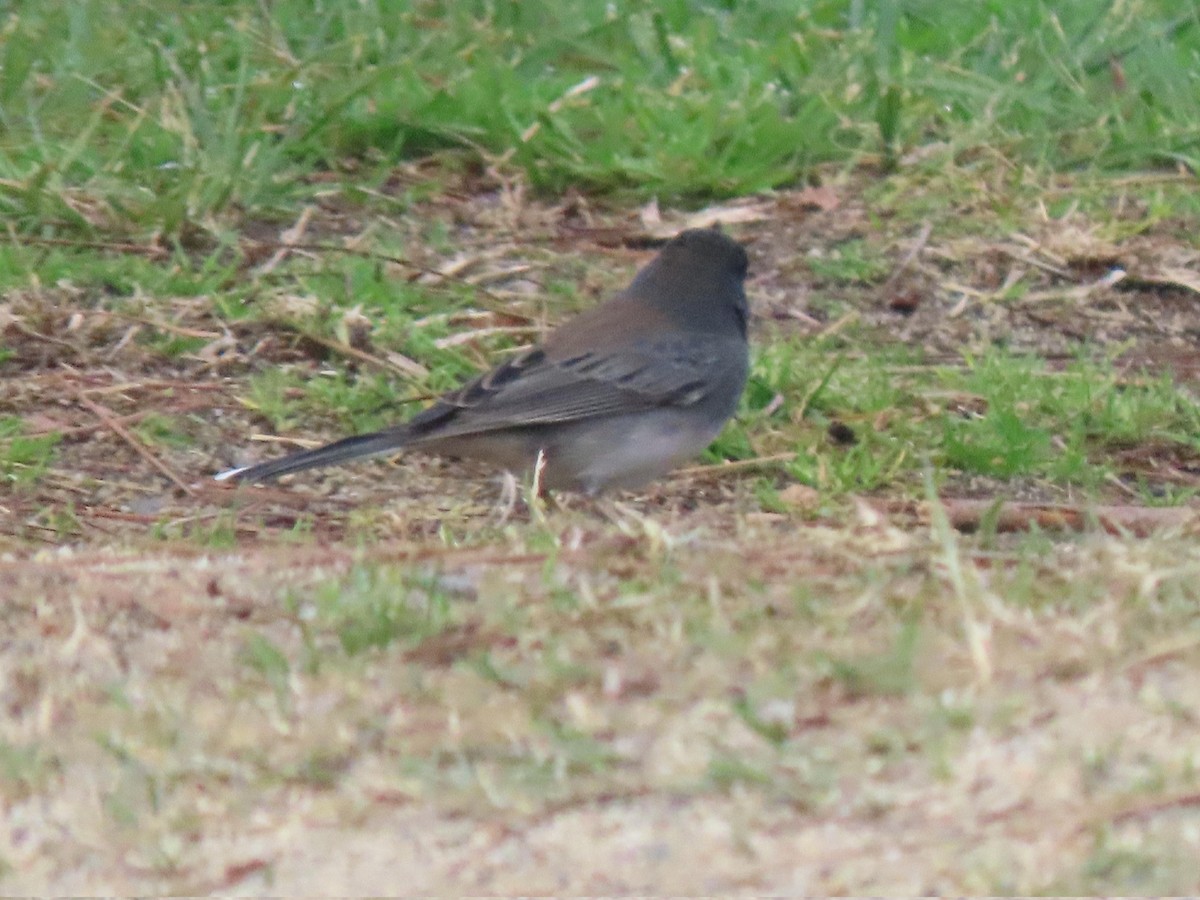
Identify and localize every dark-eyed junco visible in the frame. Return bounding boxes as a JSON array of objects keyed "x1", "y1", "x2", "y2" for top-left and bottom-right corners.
[{"x1": 215, "y1": 228, "x2": 750, "y2": 494}]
